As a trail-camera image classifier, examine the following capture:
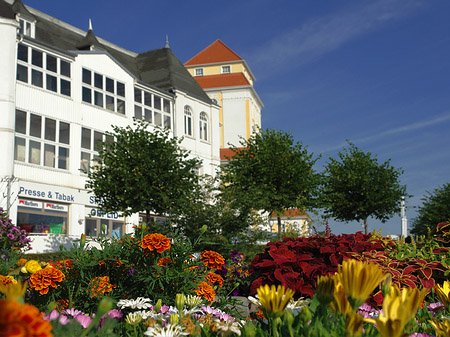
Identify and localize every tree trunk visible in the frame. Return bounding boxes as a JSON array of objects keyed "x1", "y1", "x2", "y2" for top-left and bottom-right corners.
[
  {"x1": 278, "y1": 216, "x2": 282, "y2": 239},
  {"x1": 363, "y1": 218, "x2": 368, "y2": 235}
]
